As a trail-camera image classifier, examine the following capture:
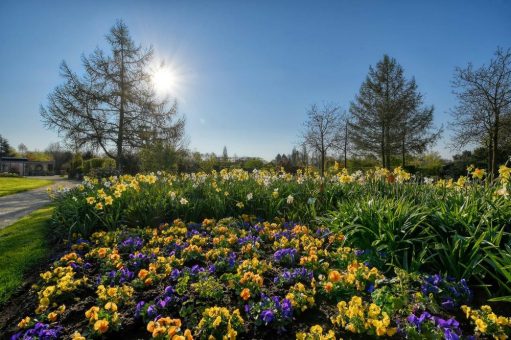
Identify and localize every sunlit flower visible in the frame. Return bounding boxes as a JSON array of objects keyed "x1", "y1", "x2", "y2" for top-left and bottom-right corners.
[
  {"x1": 498, "y1": 165, "x2": 510, "y2": 183},
  {"x1": 496, "y1": 186, "x2": 508, "y2": 197},
  {"x1": 71, "y1": 332, "x2": 86, "y2": 340},
  {"x1": 328, "y1": 270, "x2": 341, "y2": 283},
  {"x1": 240, "y1": 288, "x2": 251, "y2": 301},
  {"x1": 287, "y1": 195, "x2": 294, "y2": 204},
  {"x1": 475, "y1": 318, "x2": 487, "y2": 333},
  {"x1": 48, "y1": 311, "x2": 58, "y2": 322},
  {"x1": 94, "y1": 319, "x2": 109, "y2": 334},
  {"x1": 104, "y1": 195, "x2": 113, "y2": 205},
  {"x1": 105, "y1": 302, "x2": 117, "y2": 312},
  {"x1": 213, "y1": 315, "x2": 222, "y2": 328},
  {"x1": 17, "y1": 316, "x2": 31, "y2": 329},
  {"x1": 472, "y1": 168, "x2": 485, "y2": 180}
]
